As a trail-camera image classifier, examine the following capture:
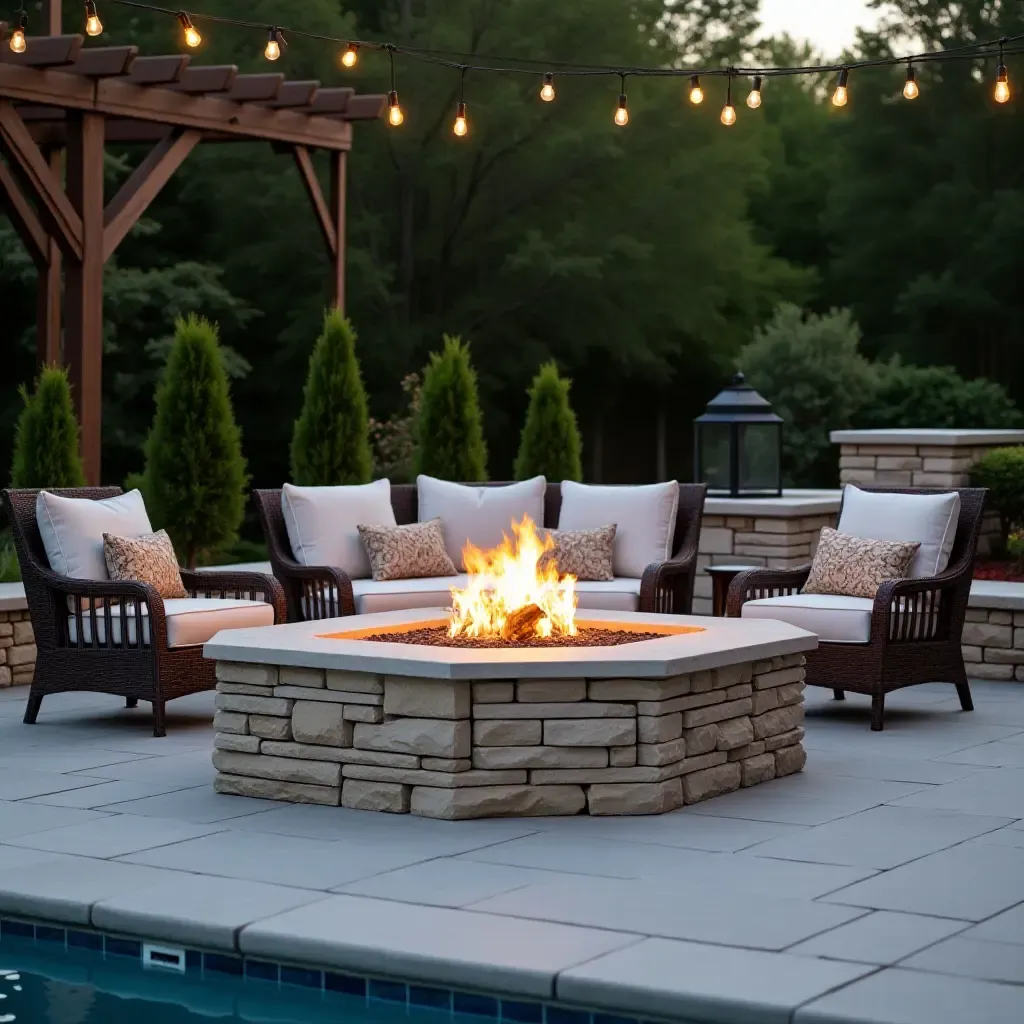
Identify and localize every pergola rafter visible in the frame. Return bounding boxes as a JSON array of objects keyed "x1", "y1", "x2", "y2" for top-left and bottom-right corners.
[{"x1": 0, "y1": 8, "x2": 385, "y2": 485}]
